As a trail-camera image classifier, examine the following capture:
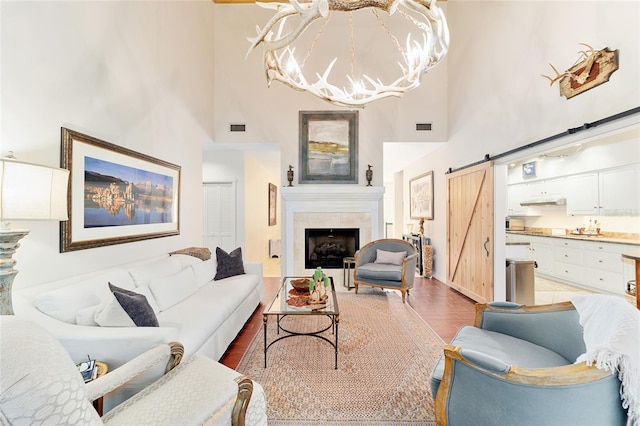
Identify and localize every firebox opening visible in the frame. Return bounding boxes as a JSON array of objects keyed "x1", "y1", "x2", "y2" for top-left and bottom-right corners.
[{"x1": 305, "y1": 228, "x2": 360, "y2": 269}]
